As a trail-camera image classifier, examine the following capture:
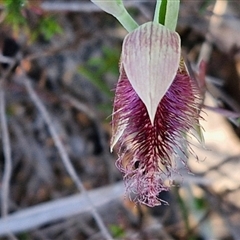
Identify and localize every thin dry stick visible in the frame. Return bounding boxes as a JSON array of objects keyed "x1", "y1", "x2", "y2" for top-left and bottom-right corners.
[
  {"x1": 0, "y1": 182, "x2": 124, "y2": 236},
  {"x1": 0, "y1": 55, "x2": 14, "y2": 64},
  {"x1": 0, "y1": 88, "x2": 18, "y2": 240},
  {"x1": 0, "y1": 54, "x2": 20, "y2": 220},
  {"x1": 0, "y1": 54, "x2": 21, "y2": 233},
  {"x1": 63, "y1": 94, "x2": 116, "y2": 183},
  {"x1": 0, "y1": 89, "x2": 10, "y2": 217},
  {"x1": 22, "y1": 75, "x2": 113, "y2": 240}
]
